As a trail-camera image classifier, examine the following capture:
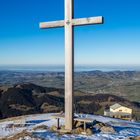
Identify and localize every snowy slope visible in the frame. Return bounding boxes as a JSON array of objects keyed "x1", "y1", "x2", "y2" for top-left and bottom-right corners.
[{"x1": 0, "y1": 113, "x2": 140, "y2": 140}]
